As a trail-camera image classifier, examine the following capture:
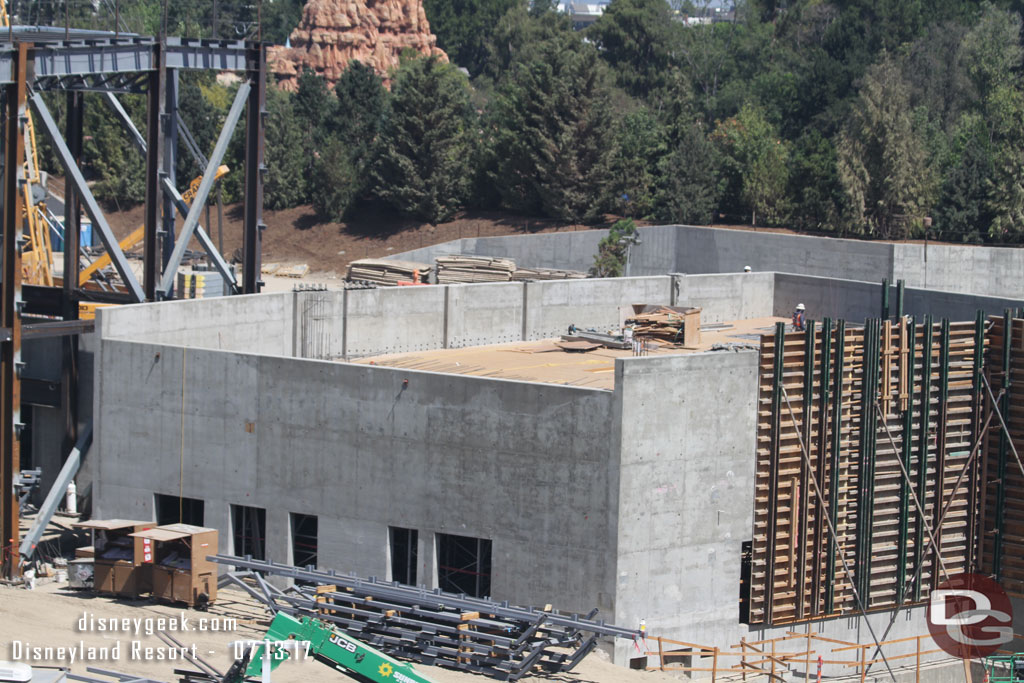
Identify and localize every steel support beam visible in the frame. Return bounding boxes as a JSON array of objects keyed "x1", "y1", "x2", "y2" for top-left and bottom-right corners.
[
  {"x1": 159, "y1": 80, "x2": 250, "y2": 297},
  {"x1": 0, "y1": 43, "x2": 27, "y2": 578},
  {"x1": 242, "y1": 44, "x2": 266, "y2": 294},
  {"x1": 161, "y1": 68, "x2": 178, "y2": 275},
  {"x1": 143, "y1": 59, "x2": 162, "y2": 300},
  {"x1": 62, "y1": 90, "x2": 83, "y2": 458},
  {"x1": 30, "y1": 94, "x2": 145, "y2": 302},
  {"x1": 103, "y1": 89, "x2": 236, "y2": 293}
]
